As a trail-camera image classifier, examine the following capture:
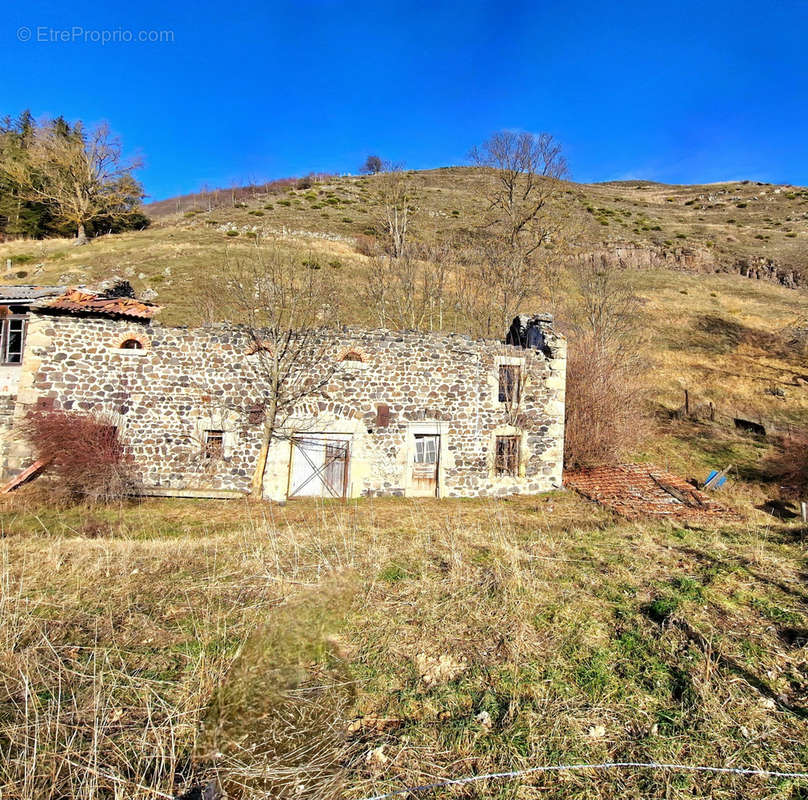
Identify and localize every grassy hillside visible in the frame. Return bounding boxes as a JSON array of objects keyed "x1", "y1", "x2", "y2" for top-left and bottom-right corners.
[{"x1": 1, "y1": 168, "x2": 807, "y2": 315}]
